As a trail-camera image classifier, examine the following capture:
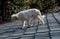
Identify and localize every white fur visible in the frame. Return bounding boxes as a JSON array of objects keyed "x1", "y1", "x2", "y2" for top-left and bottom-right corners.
[{"x1": 11, "y1": 9, "x2": 45, "y2": 29}]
